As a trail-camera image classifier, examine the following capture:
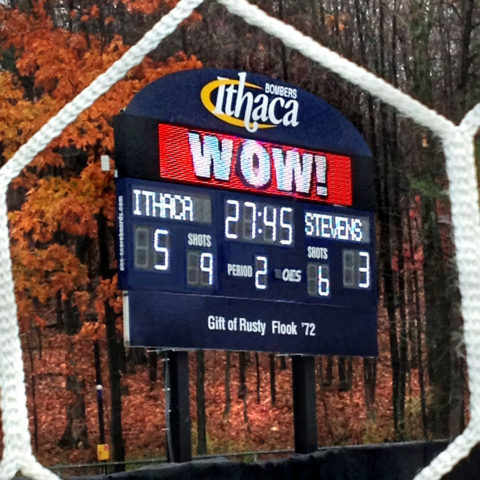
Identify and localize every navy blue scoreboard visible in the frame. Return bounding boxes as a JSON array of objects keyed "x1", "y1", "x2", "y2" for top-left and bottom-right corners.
[{"x1": 115, "y1": 69, "x2": 378, "y2": 356}]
